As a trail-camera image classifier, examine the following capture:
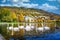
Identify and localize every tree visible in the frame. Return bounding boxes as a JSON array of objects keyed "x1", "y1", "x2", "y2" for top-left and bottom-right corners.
[
  {"x1": 0, "y1": 8, "x2": 10, "y2": 22},
  {"x1": 9, "y1": 12, "x2": 17, "y2": 22},
  {"x1": 10, "y1": 12, "x2": 16, "y2": 19},
  {"x1": 18, "y1": 13, "x2": 24, "y2": 22}
]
